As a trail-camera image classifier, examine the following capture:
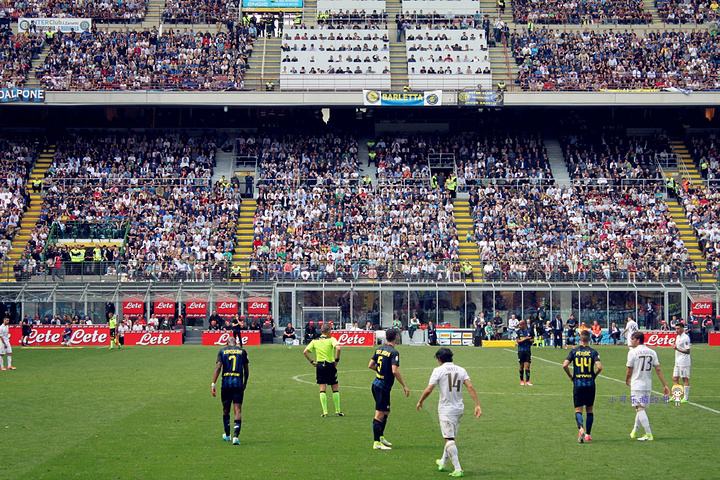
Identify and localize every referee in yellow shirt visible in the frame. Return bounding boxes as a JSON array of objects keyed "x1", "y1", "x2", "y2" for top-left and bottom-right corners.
[{"x1": 303, "y1": 323, "x2": 343, "y2": 417}]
